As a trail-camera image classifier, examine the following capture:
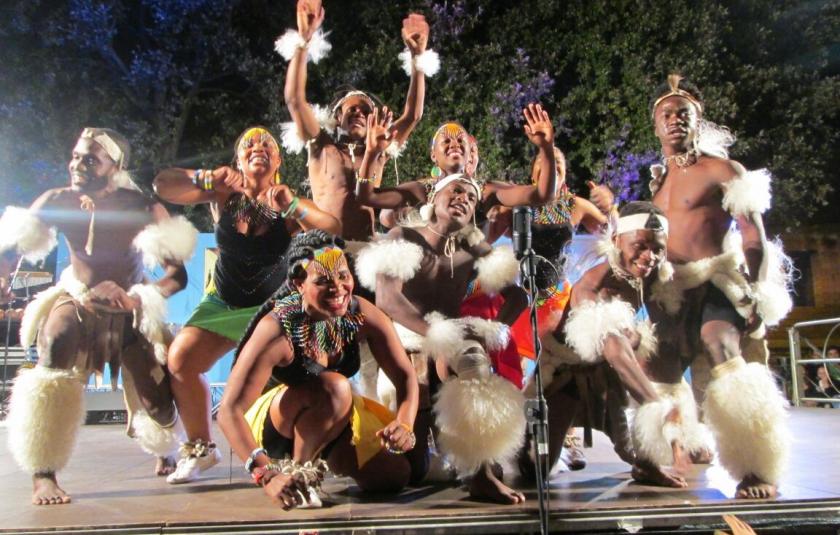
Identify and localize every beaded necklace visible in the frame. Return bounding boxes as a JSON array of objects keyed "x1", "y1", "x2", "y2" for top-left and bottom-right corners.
[
  {"x1": 534, "y1": 187, "x2": 575, "y2": 225},
  {"x1": 272, "y1": 292, "x2": 365, "y2": 361},
  {"x1": 225, "y1": 193, "x2": 281, "y2": 228}
]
